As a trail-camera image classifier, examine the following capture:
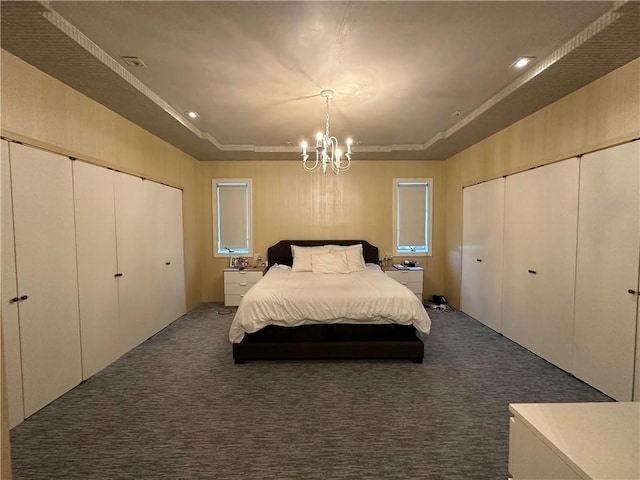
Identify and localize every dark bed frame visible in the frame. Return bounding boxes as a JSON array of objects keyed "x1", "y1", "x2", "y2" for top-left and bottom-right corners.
[{"x1": 232, "y1": 240, "x2": 425, "y2": 364}]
